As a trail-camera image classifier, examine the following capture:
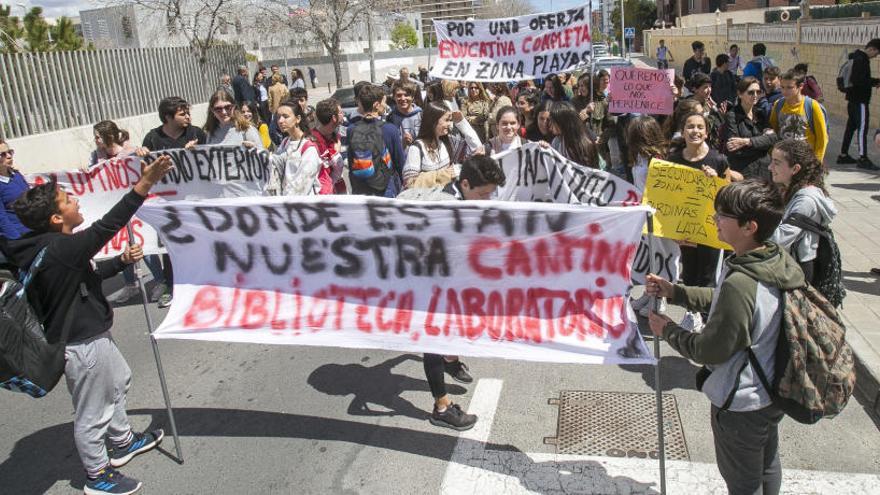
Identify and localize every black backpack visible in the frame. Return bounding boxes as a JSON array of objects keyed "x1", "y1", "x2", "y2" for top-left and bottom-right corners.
[
  {"x1": 783, "y1": 212, "x2": 846, "y2": 307},
  {"x1": 348, "y1": 120, "x2": 392, "y2": 196},
  {"x1": 0, "y1": 247, "x2": 75, "y2": 398}
]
